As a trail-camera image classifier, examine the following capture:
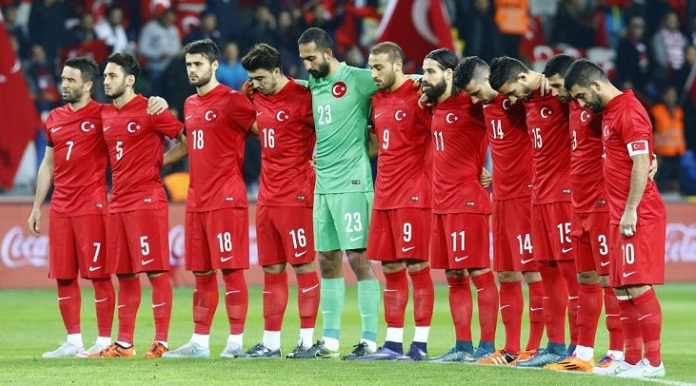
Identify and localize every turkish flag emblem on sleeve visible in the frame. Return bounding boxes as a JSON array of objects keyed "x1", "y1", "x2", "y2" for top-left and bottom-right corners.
[
  {"x1": 0, "y1": 22, "x2": 41, "y2": 190},
  {"x1": 375, "y1": 0, "x2": 455, "y2": 64},
  {"x1": 627, "y1": 140, "x2": 649, "y2": 156}
]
